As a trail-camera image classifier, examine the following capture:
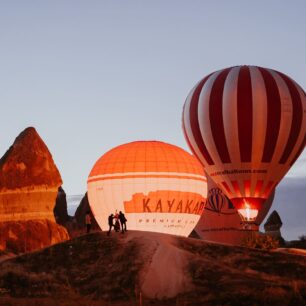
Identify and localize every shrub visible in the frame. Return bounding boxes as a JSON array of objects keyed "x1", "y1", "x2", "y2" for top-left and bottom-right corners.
[
  {"x1": 242, "y1": 233, "x2": 279, "y2": 250},
  {"x1": 298, "y1": 235, "x2": 306, "y2": 241}
]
